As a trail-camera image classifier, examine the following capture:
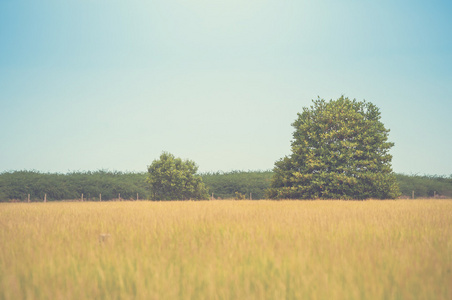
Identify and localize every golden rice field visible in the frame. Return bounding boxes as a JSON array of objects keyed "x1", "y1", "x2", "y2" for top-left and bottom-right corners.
[{"x1": 0, "y1": 200, "x2": 451, "y2": 300}]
